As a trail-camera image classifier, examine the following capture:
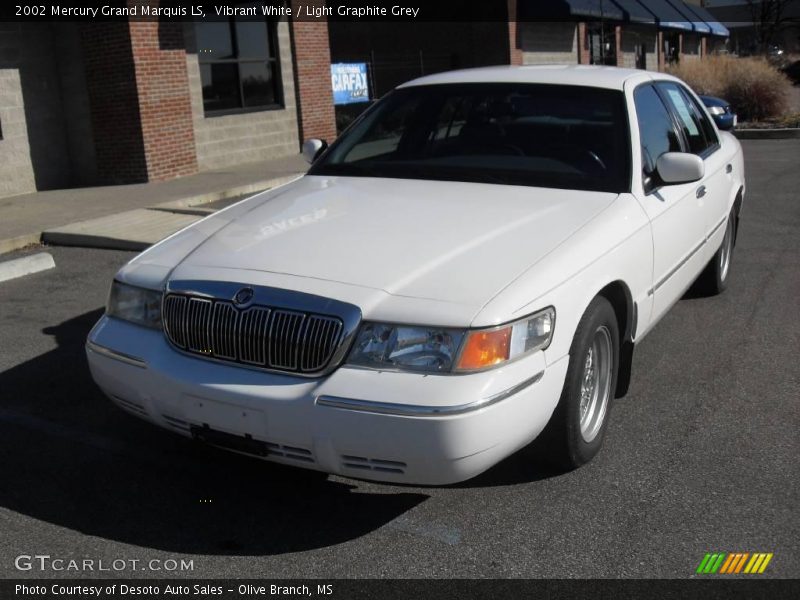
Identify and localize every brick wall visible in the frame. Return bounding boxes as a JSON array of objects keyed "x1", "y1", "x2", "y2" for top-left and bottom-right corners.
[
  {"x1": 578, "y1": 23, "x2": 590, "y2": 64},
  {"x1": 290, "y1": 1, "x2": 337, "y2": 143},
  {"x1": 519, "y1": 22, "x2": 579, "y2": 65},
  {"x1": 81, "y1": 22, "x2": 148, "y2": 183},
  {"x1": 128, "y1": 17, "x2": 198, "y2": 181},
  {"x1": 0, "y1": 22, "x2": 83, "y2": 197},
  {"x1": 0, "y1": 69, "x2": 36, "y2": 198},
  {"x1": 0, "y1": 24, "x2": 38, "y2": 198},
  {"x1": 507, "y1": 0, "x2": 523, "y2": 65},
  {"x1": 53, "y1": 23, "x2": 97, "y2": 186},
  {"x1": 0, "y1": 22, "x2": 99, "y2": 199},
  {"x1": 82, "y1": 4, "x2": 197, "y2": 185}
]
